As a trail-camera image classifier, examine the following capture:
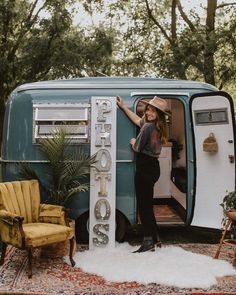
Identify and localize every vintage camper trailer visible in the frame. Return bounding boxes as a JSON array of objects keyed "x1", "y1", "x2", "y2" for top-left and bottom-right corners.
[{"x1": 1, "y1": 77, "x2": 235, "y2": 243}]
